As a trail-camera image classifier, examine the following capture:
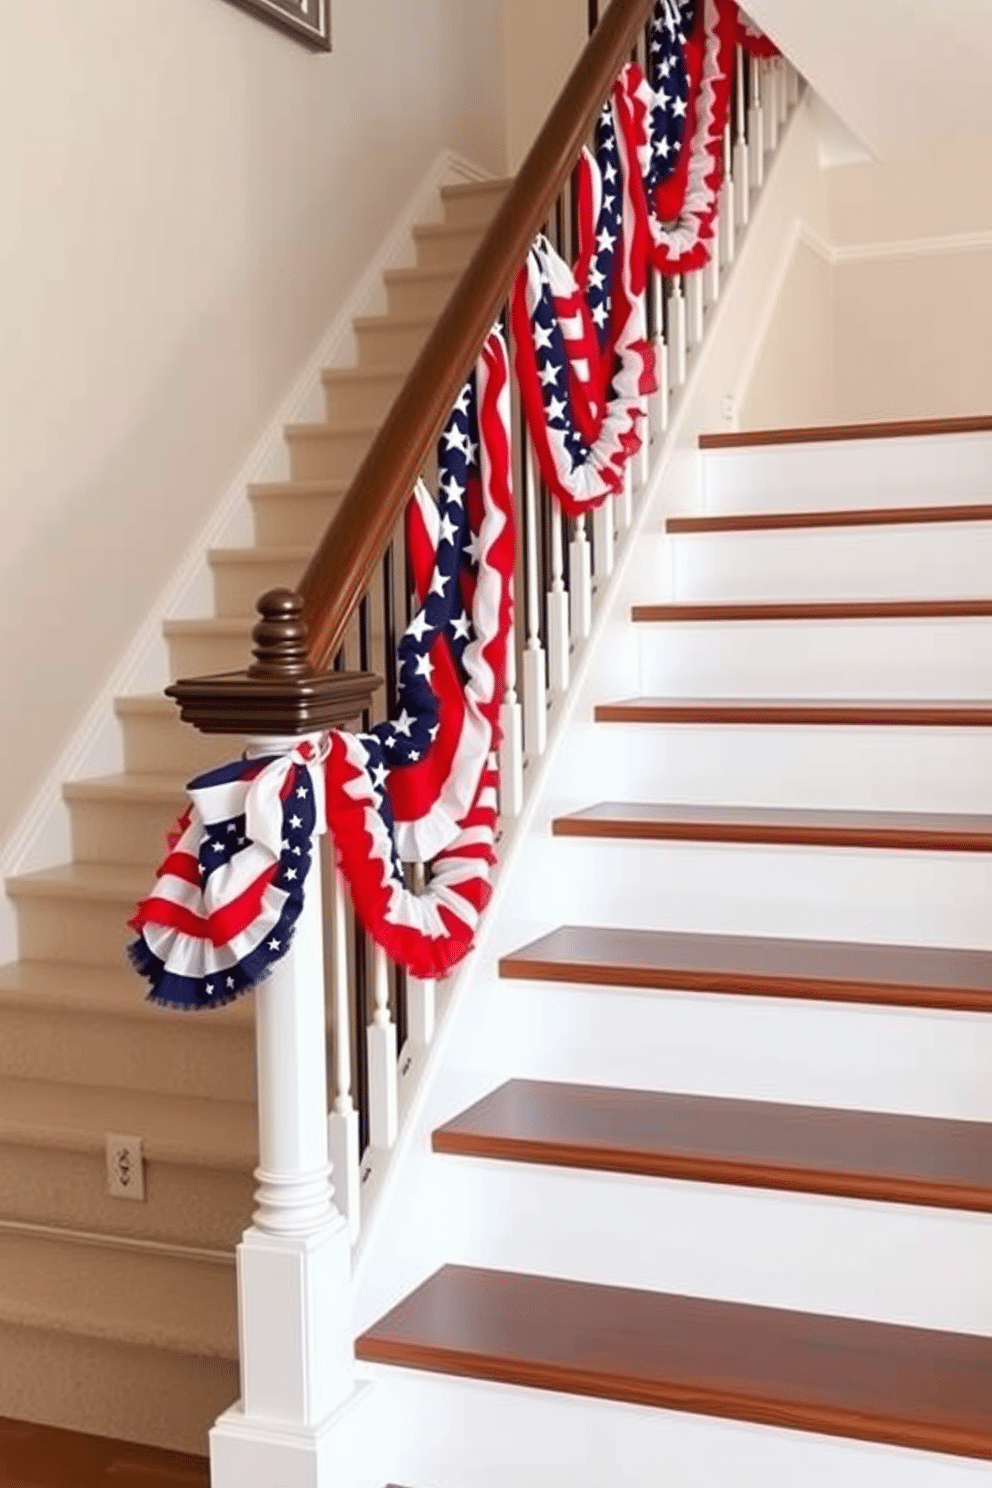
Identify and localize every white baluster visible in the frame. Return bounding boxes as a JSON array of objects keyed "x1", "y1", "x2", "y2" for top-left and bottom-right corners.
[
  {"x1": 521, "y1": 444, "x2": 548, "y2": 761},
  {"x1": 569, "y1": 516, "x2": 592, "y2": 642},
  {"x1": 685, "y1": 269, "x2": 705, "y2": 348},
  {"x1": 326, "y1": 859, "x2": 360, "y2": 1243},
  {"x1": 786, "y1": 61, "x2": 800, "y2": 109},
  {"x1": 670, "y1": 276, "x2": 688, "y2": 387},
  {"x1": 212, "y1": 732, "x2": 352, "y2": 1486},
  {"x1": 499, "y1": 622, "x2": 524, "y2": 815},
  {"x1": 592, "y1": 496, "x2": 615, "y2": 581},
  {"x1": 656, "y1": 334, "x2": 670, "y2": 434},
  {"x1": 649, "y1": 274, "x2": 668, "y2": 436},
  {"x1": 764, "y1": 58, "x2": 779, "y2": 152},
  {"x1": 734, "y1": 48, "x2": 750, "y2": 228},
  {"x1": 546, "y1": 501, "x2": 570, "y2": 694},
  {"x1": 720, "y1": 124, "x2": 735, "y2": 266},
  {"x1": 749, "y1": 56, "x2": 764, "y2": 190},
  {"x1": 405, "y1": 862, "x2": 436, "y2": 1046},
  {"x1": 634, "y1": 401, "x2": 650, "y2": 495},
  {"x1": 777, "y1": 58, "x2": 789, "y2": 124},
  {"x1": 366, "y1": 942, "x2": 398, "y2": 1149}
]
